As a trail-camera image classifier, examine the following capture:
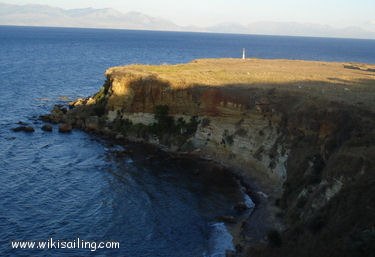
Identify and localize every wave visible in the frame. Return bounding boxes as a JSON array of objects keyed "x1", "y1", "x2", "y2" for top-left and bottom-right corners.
[
  {"x1": 204, "y1": 222, "x2": 235, "y2": 257},
  {"x1": 243, "y1": 193, "x2": 255, "y2": 209}
]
